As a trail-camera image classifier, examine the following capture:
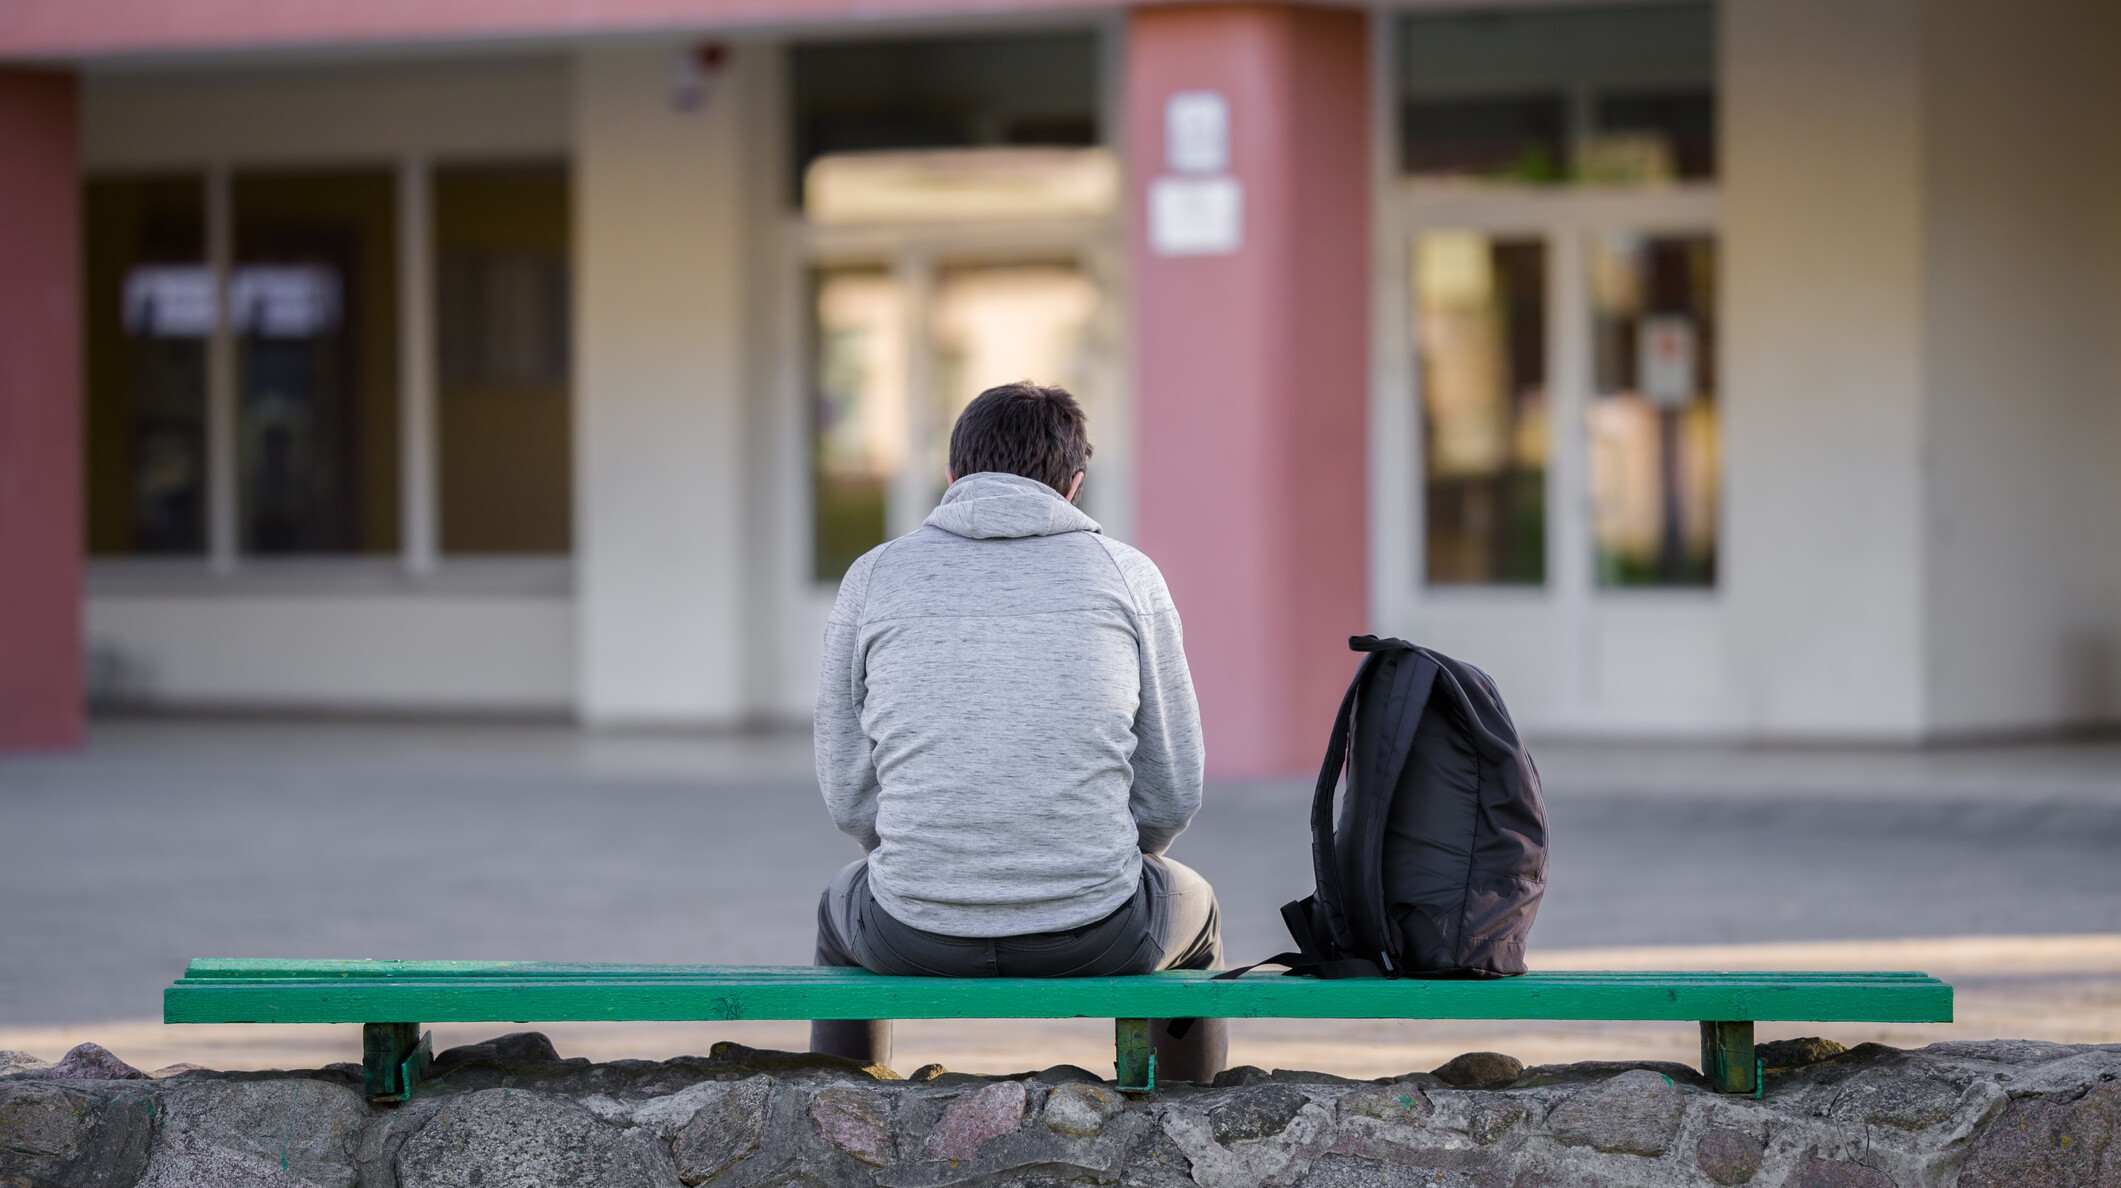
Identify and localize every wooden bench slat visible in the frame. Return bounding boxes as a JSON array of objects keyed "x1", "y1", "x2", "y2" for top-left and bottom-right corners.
[{"x1": 165, "y1": 962, "x2": 1953, "y2": 1026}]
